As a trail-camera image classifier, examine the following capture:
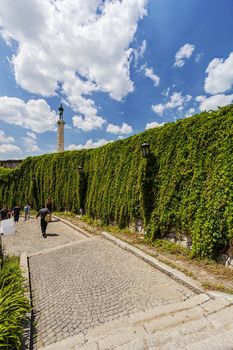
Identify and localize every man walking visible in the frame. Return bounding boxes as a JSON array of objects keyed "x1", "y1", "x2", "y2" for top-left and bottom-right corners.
[
  {"x1": 36, "y1": 204, "x2": 50, "y2": 238},
  {"x1": 12, "y1": 204, "x2": 21, "y2": 223},
  {"x1": 24, "y1": 204, "x2": 30, "y2": 221}
]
